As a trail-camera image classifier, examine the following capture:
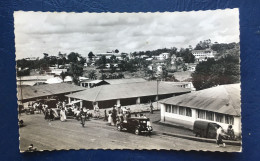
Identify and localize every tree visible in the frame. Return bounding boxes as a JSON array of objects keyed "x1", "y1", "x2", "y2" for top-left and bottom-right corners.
[
  {"x1": 88, "y1": 51, "x2": 95, "y2": 61},
  {"x1": 194, "y1": 39, "x2": 212, "y2": 50},
  {"x1": 115, "y1": 49, "x2": 119, "y2": 53},
  {"x1": 68, "y1": 63, "x2": 83, "y2": 84},
  {"x1": 67, "y1": 52, "x2": 79, "y2": 63},
  {"x1": 182, "y1": 64, "x2": 187, "y2": 71},
  {"x1": 179, "y1": 48, "x2": 195, "y2": 63},
  {"x1": 175, "y1": 58, "x2": 183, "y2": 70},
  {"x1": 88, "y1": 70, "x2": 97, "y2": 80},
  {"x1": 43, "y1": 53, "x2": 49, "y2": 58},
  {"x1": 192, "y1": 55, "x2": 240, "y2": 90},
  {"x1": 60, "y1": 71, "x2": 67, "y2": 82},
  {"x1": 110, "y1": 55, "x2": 117, "y2": 63},
  {"x1": 161, "y1": 65, "x2": 168, "y2": 80}
]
